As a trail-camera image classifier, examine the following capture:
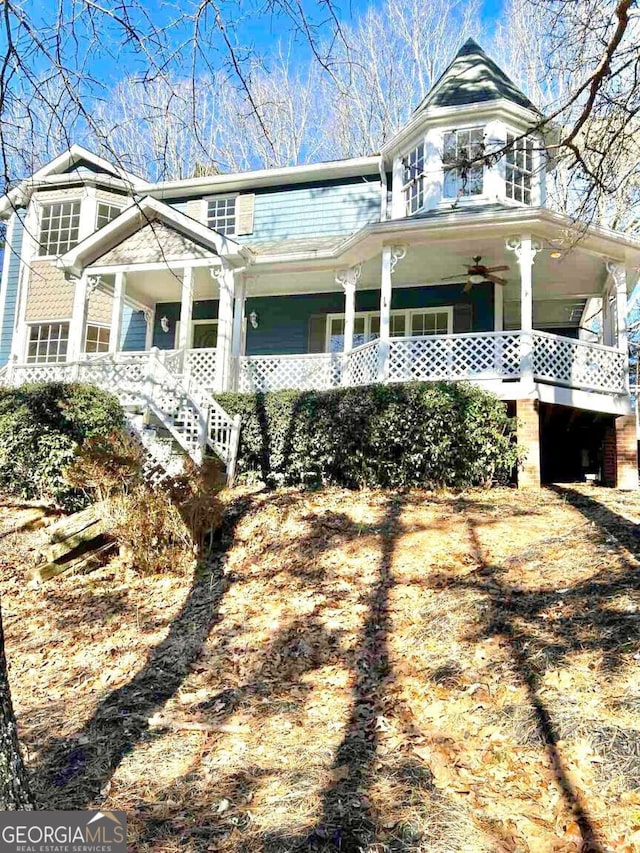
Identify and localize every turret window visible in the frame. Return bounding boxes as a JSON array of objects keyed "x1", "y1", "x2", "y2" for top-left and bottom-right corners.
[
  {"x1": 442, "y1": 128, "x2": 484, "y2": 198},
  {"x1": 505, "y1": 134, "x2": 534, "y2": 204},
  {"x1": 402, "y1": 143, "x2": 425, "y2": 215}
]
